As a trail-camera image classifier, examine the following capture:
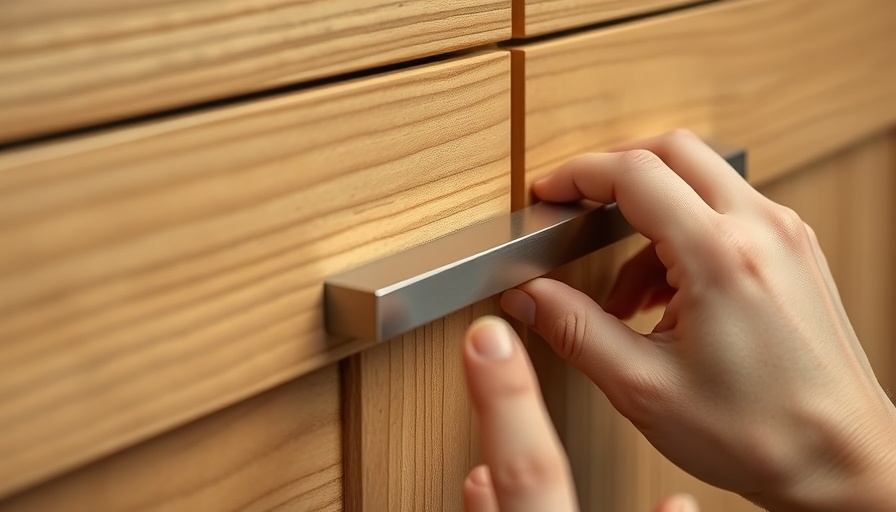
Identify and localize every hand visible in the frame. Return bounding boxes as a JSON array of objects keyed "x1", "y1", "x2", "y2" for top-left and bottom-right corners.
[
  {"x1": 461, "y1": 316, "x2": 700, "y2": 512},
  {"x1": 496, "y1": 130, "x2": 896, "y2": 511}
]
